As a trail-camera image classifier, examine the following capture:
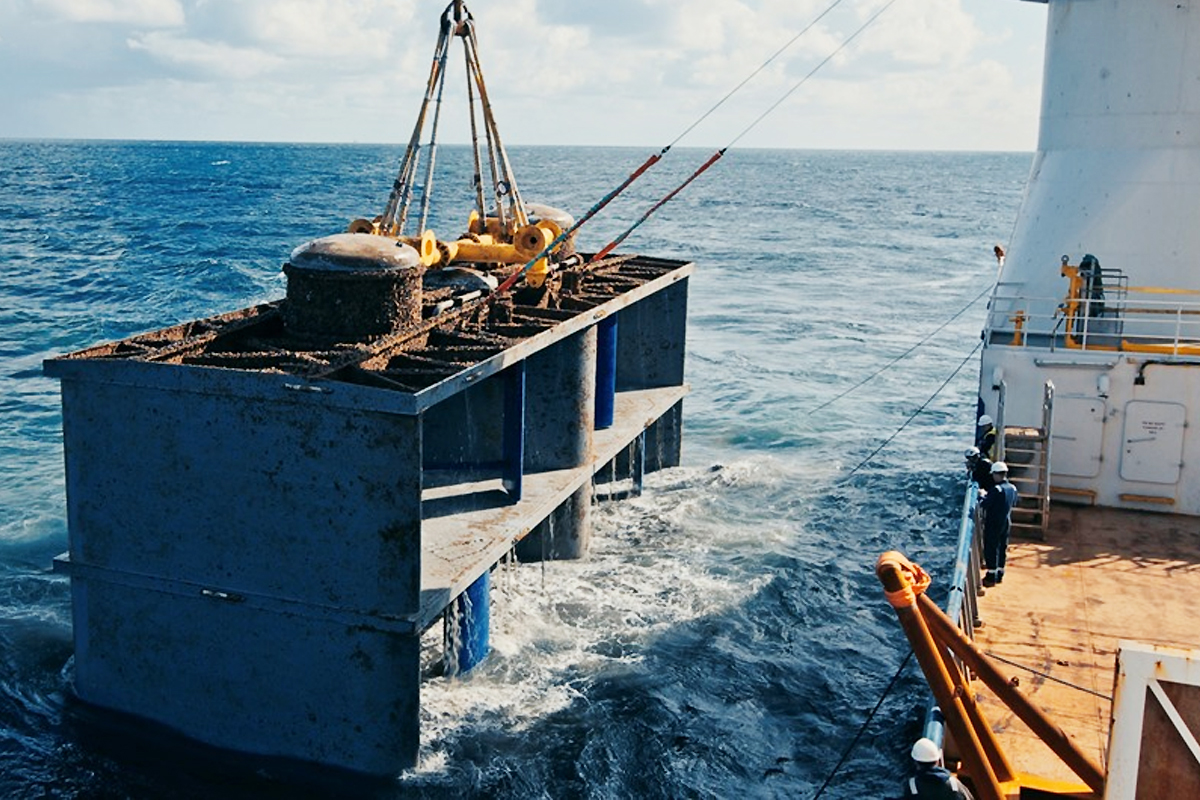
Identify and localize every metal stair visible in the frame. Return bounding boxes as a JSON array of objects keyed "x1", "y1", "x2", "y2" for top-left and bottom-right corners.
[{"x1": 997, "y1": 382, "x2": 1054, "y2": 540}]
